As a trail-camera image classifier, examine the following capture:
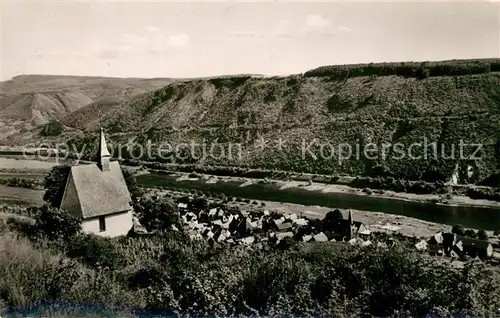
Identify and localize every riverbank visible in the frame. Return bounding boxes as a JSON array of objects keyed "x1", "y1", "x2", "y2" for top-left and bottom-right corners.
[
  {"x1": 1, "y1": 154, "x2": 499, "y2": 212},
  {"x1": 276, "y1": 179, "x2": 500, "y2": 209},
  {"x1": 6, "y1": 151, "x2": 497, "y2": 200},
  {"x1": 1, "y1": 156, "x2": 499, "y2": 210},
  {"x1": 1, "y1": 156, "x2": 500, "y2": 230},
  {"x1": 1, "y1": 155, "x2": 498, "y2": 206},
  {"x1": 130, "y1": 161, "x2": 499, "y2": 198}
]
